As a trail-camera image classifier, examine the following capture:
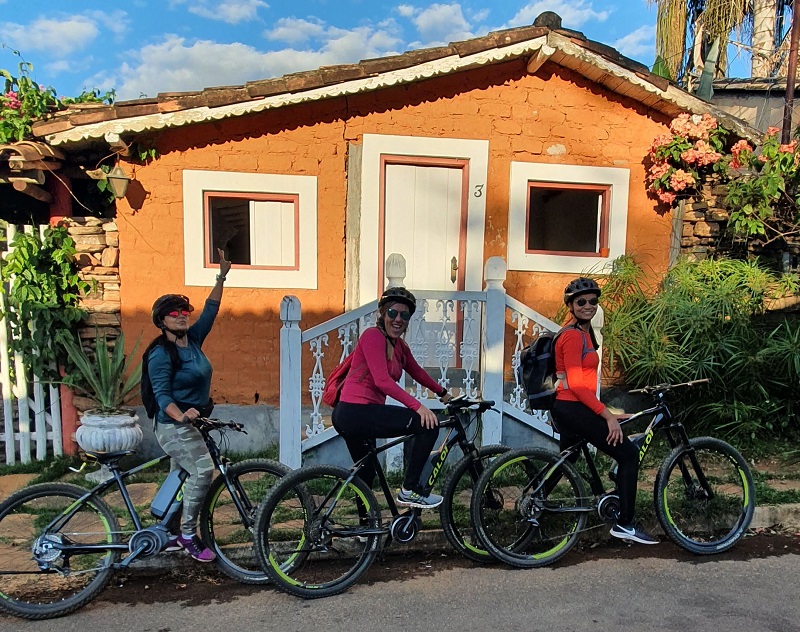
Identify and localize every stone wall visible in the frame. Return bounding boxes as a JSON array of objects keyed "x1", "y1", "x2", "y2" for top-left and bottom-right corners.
[
  {"x1": 679, "y1": 182, "x2": 800, "y2": 269},
  {"x1": 678, "y1": 182, "x2": 730, "y2": 260},
  {"x1": 62, "y1": 216, "x2": 121, "y2": 343}
]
